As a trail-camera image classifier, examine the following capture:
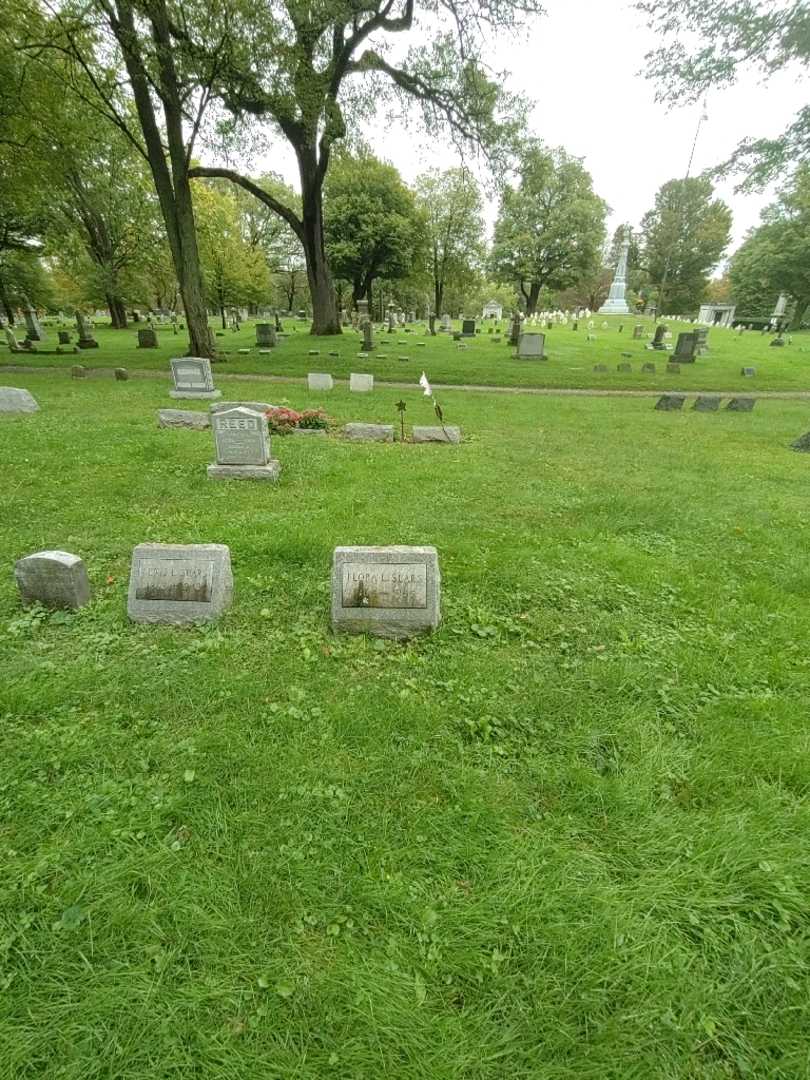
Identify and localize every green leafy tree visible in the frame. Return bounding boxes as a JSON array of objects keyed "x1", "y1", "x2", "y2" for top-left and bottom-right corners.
[
  {"x1": 180, "y1": 0, "x2": 539, "y2": 334},
  {"x1": 729, "y1": 167, "x2": 810, "y2": 328},
  {"x1": 638, "y1": 177, "x2": 732, "y2": 314},
  {"x1": 637, "y1": 0, "x2": 810, "y2": 189},
  {"x1": 415, "y1": 168, "x2": 485, "y2": 316},
  {"x1": 324, "y1": 151, "x2": 426, "y2": 310},
  {"x1": 490, "y1": 142, "x2": 607, "y2": 314}
]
